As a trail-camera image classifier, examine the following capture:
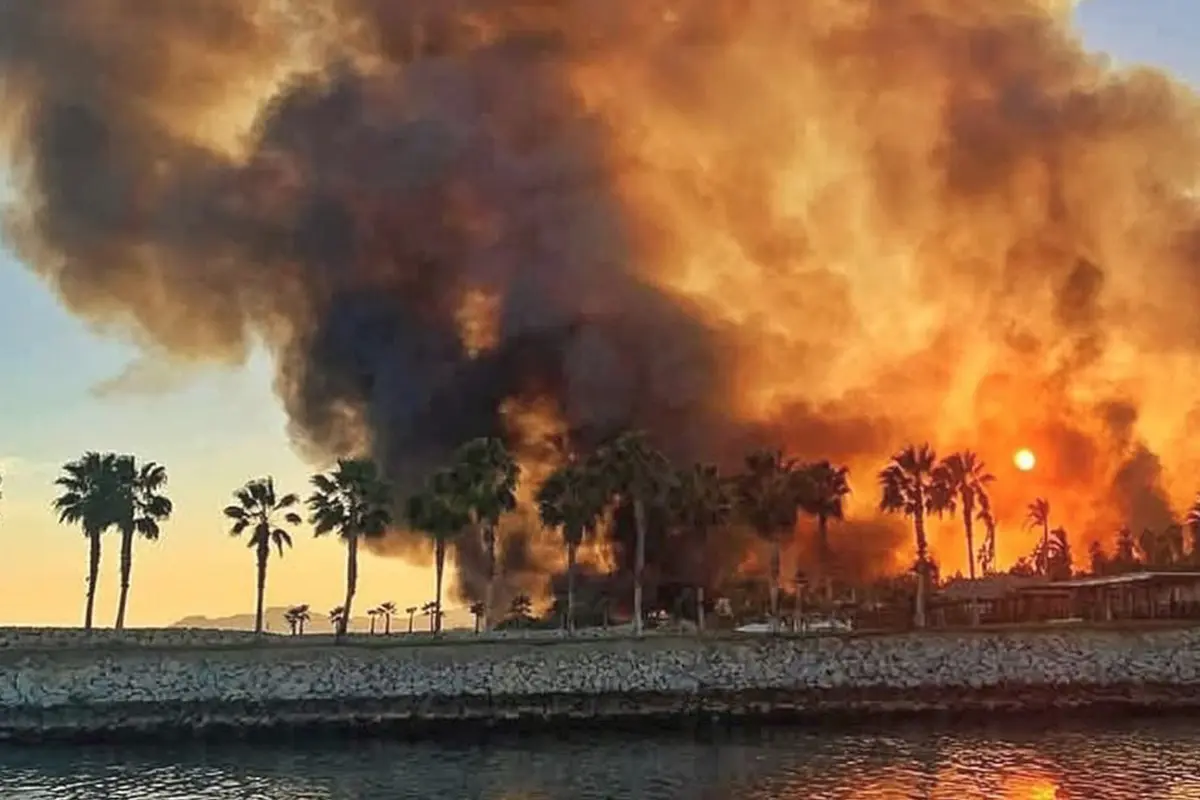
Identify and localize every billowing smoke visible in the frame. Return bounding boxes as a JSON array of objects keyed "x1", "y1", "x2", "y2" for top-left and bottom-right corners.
[{"x1": 3, "y1": 0, "x2": 1200, "y2": 601}]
